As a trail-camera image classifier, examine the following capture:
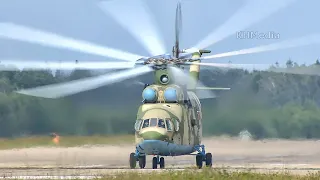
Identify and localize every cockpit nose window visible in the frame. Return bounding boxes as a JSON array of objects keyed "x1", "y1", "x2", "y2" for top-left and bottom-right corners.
[
  {"x1": 158, "y1": 119, "x2": 165, "y2": 128},
  {"x1": 140, "y1": 118, "x2": 173, "y2": 130},
  {"x1": 142, "y1": 119, "x2": 150, "y2": 128},
  {"x1": 150, "y1": 118, "x2": 157, "y2": 127},
  {"x1": 165, "y1": 119, "x2": 173, "y2": 131}
]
